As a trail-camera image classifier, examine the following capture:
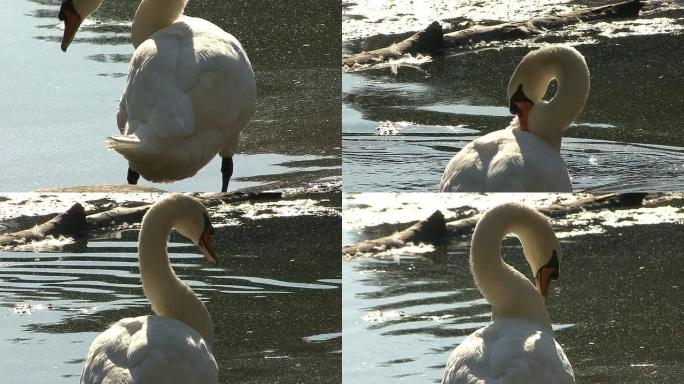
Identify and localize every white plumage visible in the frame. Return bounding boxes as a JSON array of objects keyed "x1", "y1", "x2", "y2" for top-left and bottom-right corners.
[
  {"x1": 439, "y1": 45, "x2": 590, "y2": 192},
  {"x1": 439, "y1": 122, "x2": 572, "y2": 192},
  {"x1": 110, "y1": 14, "x2": 256, "y2": 184},
  {"x1": 59, "y1": 0, "x2": 256, "y2": 191},
  {"x1": 81, "y1": 316, "x2": 217, "y2": 384},
  {"x1": 443, "y1": 319, "x2": 574, "y2": 384},
  {"x1": 79, "y1": 194, "x2": 220, "y2": 384},
  {"x1": 442, "y1": 203, "x2": 575, "y2": 384}
]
